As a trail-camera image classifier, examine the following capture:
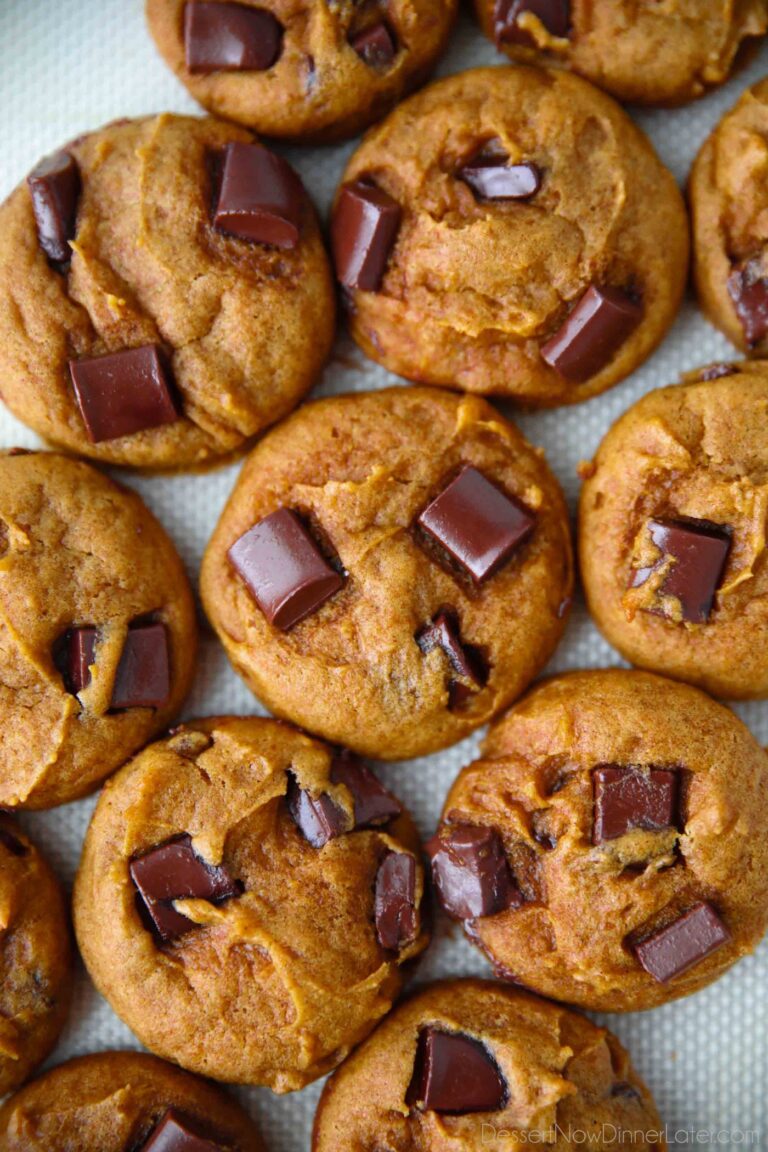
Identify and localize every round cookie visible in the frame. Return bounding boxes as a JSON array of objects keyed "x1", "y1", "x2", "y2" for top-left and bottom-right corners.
[
  {"x1": 200, "y1": 388, "x2": 573, "y2": 760},
  {"x1": 0, "y1": 451, "x2": 196, "y2": 809},
  {"x1": 0, "y1": 816, "x2": 72, "y2": 1097},
  {"x1": 476, "y1": 0, "x2": 767, "y2": 107},
  {"x1": 74, "y1": 716, "x2": 429, "y2": 1091},
  {"x1": 428, "y1": 670, "x2": 768, "y2": 1012},
  {"x1": 313, "y1": 979, "x2": 664, "y2": 1149},
  {"x1": 579, "y1": 364, "x2": 768, "y2": 698},
  {"x1": 146, "y1": 0, "x2": 457, "y2": 142},
  {"x1": 691, "y1": 78, "x2": 768, "y2": 356},
  {"x1": 0, "y1": 1051, "x2": 263, "y2": 1151},
  {"x1": 329, "y1": 66, "x2": 688, "y2": 408},
  {"x1": 0, "y1": 114, "x2": 334, "y2": 469}
]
